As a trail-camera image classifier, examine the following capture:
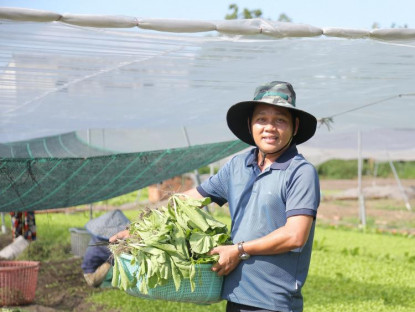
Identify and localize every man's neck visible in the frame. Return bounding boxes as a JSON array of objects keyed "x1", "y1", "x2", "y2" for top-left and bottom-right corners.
[{"x1": 257, "y1": 147, "x2": 289, "y2": 170}]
